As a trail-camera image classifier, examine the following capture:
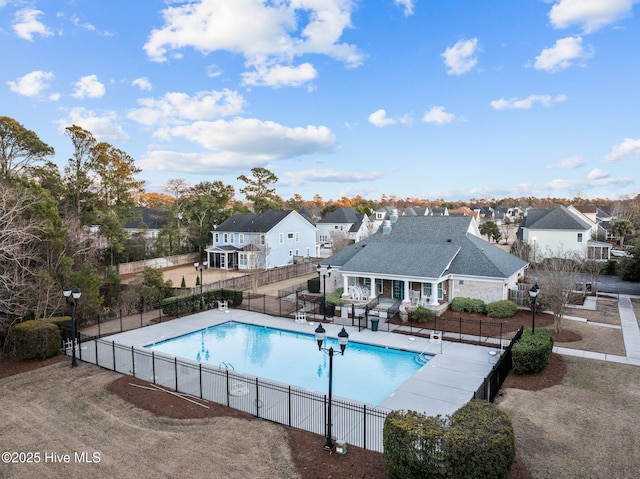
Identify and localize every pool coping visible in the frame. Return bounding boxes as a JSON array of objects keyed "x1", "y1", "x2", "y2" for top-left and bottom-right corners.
[{"x1": 104, "y1": 308, "x2": 502, "y2": 417}]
